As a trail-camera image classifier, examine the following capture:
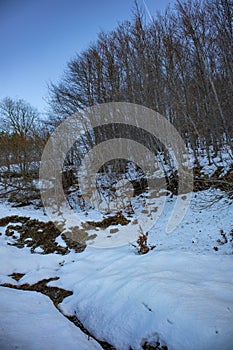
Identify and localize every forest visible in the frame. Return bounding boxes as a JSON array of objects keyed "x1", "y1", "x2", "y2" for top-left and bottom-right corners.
[{"x1": 0, "y1": 0, "x2": 232, "y2": 203}]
